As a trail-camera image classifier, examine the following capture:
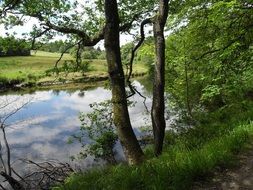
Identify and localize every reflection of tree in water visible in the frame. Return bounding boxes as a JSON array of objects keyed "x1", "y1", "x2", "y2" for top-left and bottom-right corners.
[
  {"x1": 78, "y1": 91, "x2": 85, "y2": 98},
  {"x1": 52, "y1": 89, "x2": 61, "y2": 96},
  {"x1": 136, "y1": 76, "x2": 153, "y2": 96},
  {"x1": 0, "y1": 97, "x2": 30, "y2": 189}
]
